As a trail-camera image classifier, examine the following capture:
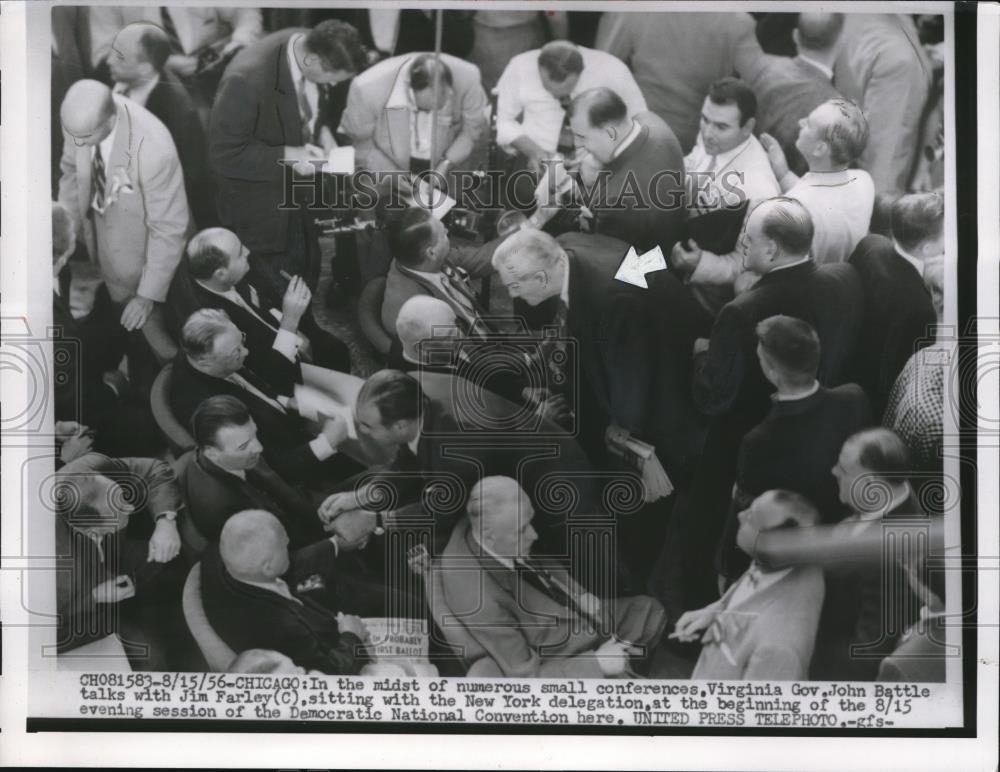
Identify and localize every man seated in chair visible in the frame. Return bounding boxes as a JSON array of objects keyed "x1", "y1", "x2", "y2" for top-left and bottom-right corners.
[
  {"x1": 381, "y1": 206, "x2": 500, "y2": 340},
  {"x1": 200, "y1": 509, "x2": 371, "y2": 674},
  {"x1": 672, "y1": 489, "x2": 825, "y2": 680},
  {"x1": 170, "y1": 309, "x2": 359, "y2": 486},
  {"x1": 167, "y1": 227, "x2": 350, "y2": 374},
  {"x1": 438, "y1": 476, "x2": 666, "y2": 678},
  {"x1": 55, "y1": 452, "x2": 187, "y2": 670}
]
